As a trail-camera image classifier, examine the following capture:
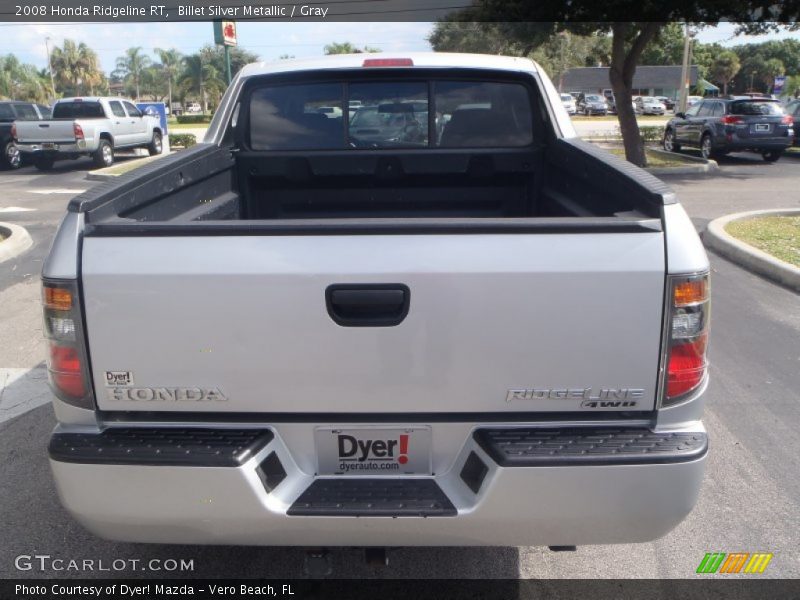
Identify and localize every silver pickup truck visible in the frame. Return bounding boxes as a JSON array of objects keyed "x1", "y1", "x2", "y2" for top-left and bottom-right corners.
[
  {"x1": 42, "y1": 53, "x2": 709, "y2": 556},
  {"x1": 14, "y1": 96, "x2": 163, "y2": 170}
]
